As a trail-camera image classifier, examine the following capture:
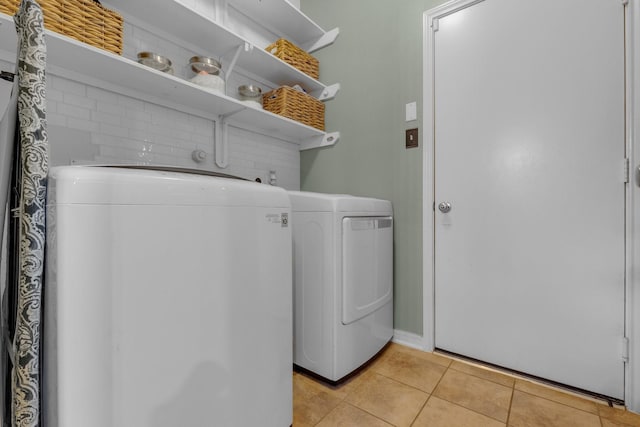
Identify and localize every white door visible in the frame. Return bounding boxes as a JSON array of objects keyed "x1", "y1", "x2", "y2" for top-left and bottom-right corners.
[{"x1": 433, "y1": 0, "x2": 626, "y2": 399}]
